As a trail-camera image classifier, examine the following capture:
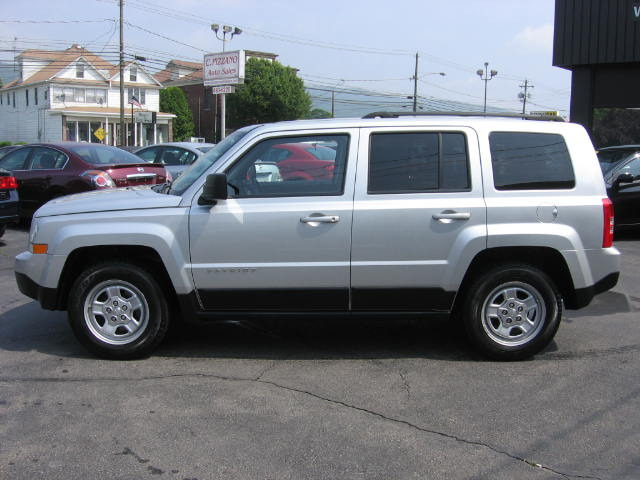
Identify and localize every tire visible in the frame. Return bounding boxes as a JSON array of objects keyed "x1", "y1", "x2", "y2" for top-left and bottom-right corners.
[
  {"x1": 462, "y1": 264, "x2": 562, "y2": 361},
  {"x1": 68, "y1": 262, "x2": 170, "y2": 359}
]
